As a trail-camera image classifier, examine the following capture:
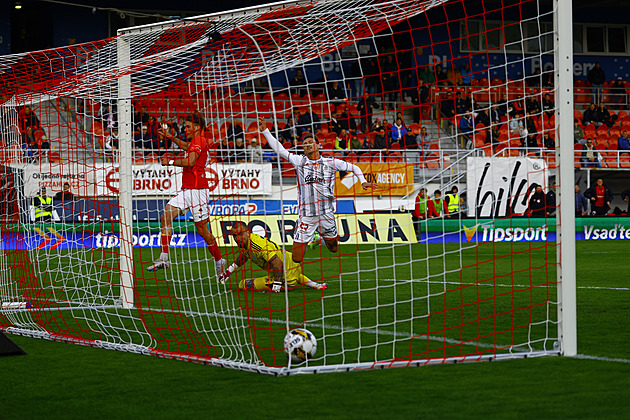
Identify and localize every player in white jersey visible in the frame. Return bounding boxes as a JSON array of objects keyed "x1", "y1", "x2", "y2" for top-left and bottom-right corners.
[{"x1": 259, "y1": 117, "x2": 377, "y2": 263}]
